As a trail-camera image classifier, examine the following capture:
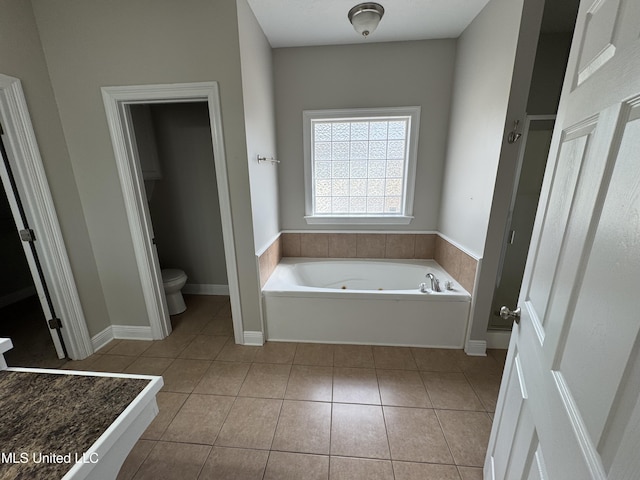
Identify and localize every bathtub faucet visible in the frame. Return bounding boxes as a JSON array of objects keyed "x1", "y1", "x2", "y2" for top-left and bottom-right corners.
[{"x1": 426, "y1": 273, "x2": 441, "y2": 292}]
